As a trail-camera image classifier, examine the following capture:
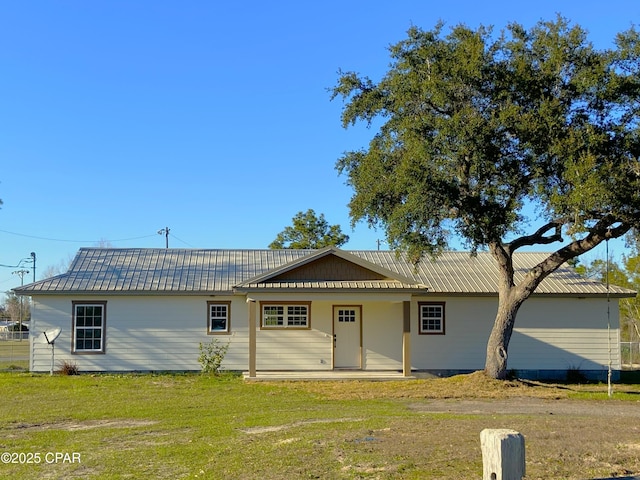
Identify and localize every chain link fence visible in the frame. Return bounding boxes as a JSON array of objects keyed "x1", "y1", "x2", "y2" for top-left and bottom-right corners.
[
  {"x1": 621, "y1": 341, "x2": 640, "y2": 370},
  {"x1": 0, "y1": 339, "x2": 29, "y2": 371}
]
